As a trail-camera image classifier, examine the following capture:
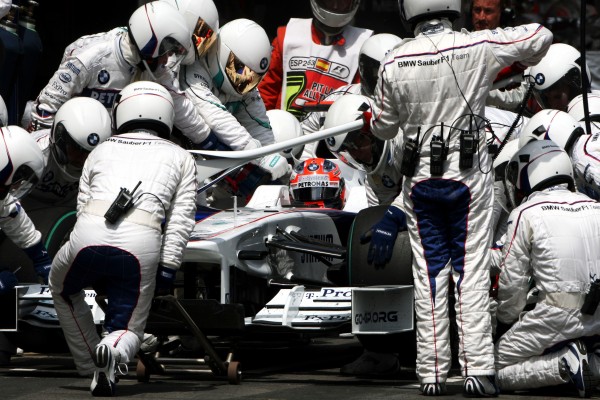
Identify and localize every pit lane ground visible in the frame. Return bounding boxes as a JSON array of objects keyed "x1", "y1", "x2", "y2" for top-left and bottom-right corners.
[{"x1": 0, "y1": 336, "x2": 593, "y2": 399}]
